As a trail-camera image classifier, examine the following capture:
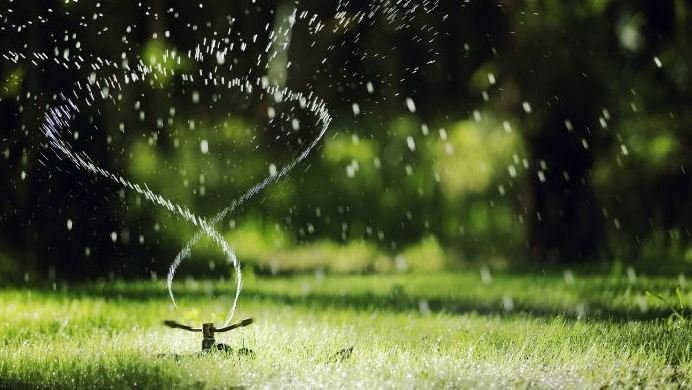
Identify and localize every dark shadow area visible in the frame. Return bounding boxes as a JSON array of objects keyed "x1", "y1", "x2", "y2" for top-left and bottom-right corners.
[
  {"x1": 242, "y1": 289, "x2": 682, "y2": 324},
  {"x1": 15, "y1": 280, "x2": 681, "y2": 324}
]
